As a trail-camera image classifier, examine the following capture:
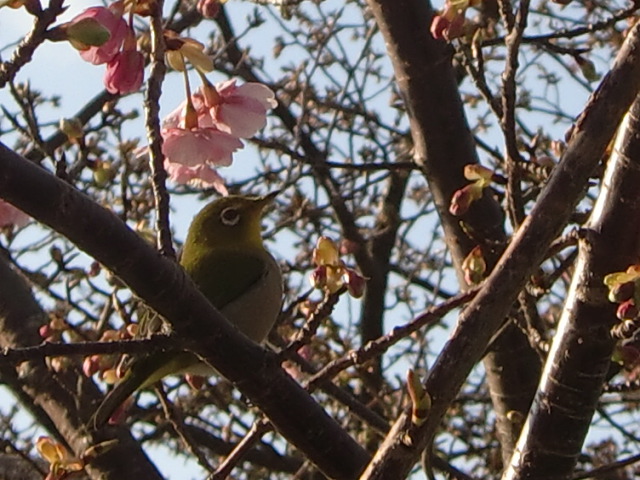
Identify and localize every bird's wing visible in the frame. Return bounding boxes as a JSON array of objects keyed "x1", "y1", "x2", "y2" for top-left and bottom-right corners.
[{"x1": 183, "y1": 249, "x2": 269, "y2": 310}]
